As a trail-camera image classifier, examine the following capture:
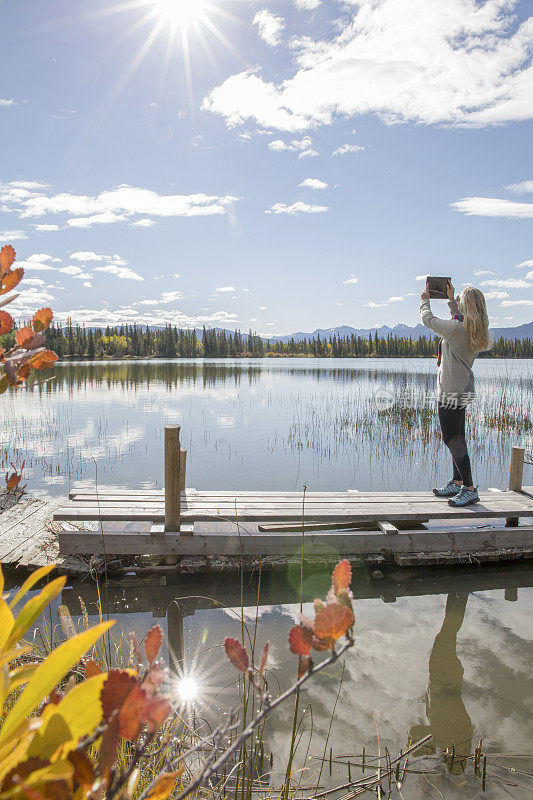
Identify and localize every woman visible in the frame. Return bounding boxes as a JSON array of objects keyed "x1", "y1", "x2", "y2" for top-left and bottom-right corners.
[{"x1": 420, "y1": 280, "x2": 491, "y2": 507}]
